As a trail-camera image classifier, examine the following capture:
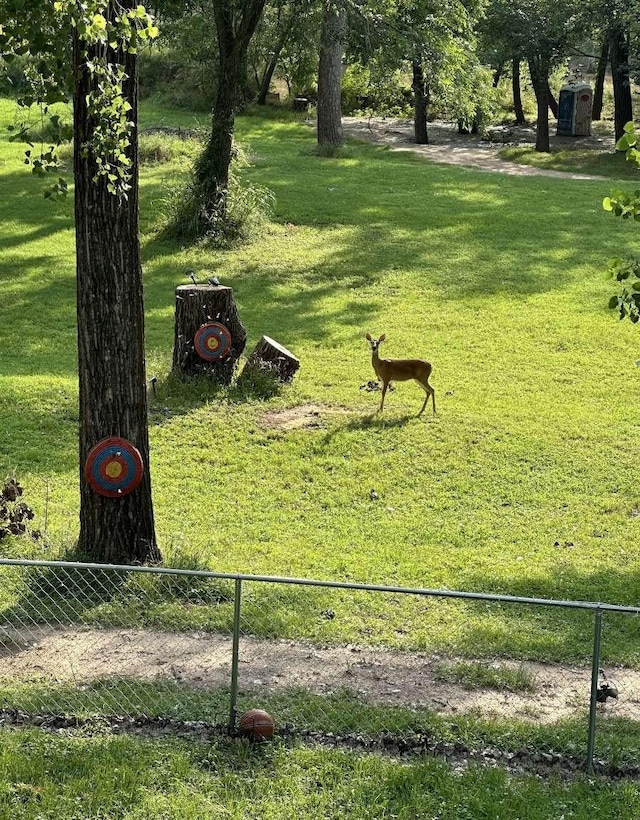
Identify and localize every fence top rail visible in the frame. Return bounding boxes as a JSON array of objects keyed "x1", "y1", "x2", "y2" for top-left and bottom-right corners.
[{"x1": 1, "y1": 557, "x2": 639, "y2": 615}]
